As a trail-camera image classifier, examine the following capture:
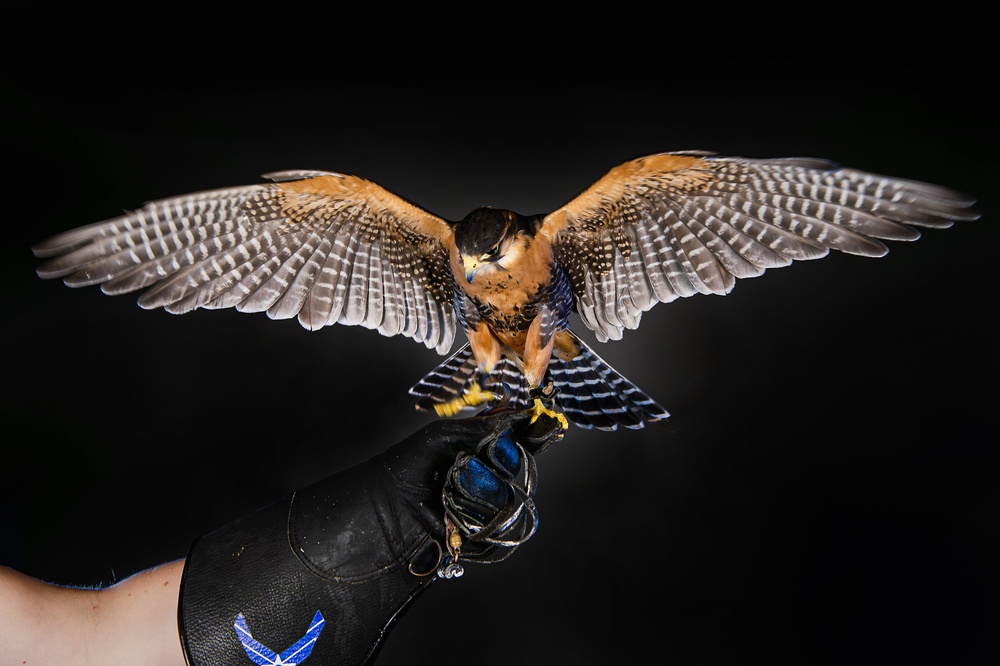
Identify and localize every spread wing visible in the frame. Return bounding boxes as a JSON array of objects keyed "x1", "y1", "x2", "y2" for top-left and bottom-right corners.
[
  {"x1": 539, "y1": 151, "x2": 980, "y2": 342},
  {"x1": 33, "y1": 170, "x2": 458, "y2": 353}
]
